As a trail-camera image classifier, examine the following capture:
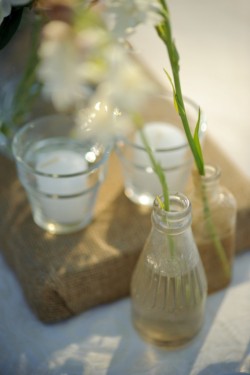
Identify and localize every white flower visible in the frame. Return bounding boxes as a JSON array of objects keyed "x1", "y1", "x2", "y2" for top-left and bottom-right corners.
[
  {"x1": 74, "y1": 47, "x2": 157, "y2": 143},
  {"x1": 37, "y1": 4, "x2": 158, "y2": 144},
  {"x1": 75, "y1": 100, "x2": 132, "y2": 145},
  {"x1": 75, "y1": 28, "x2": 111, "y2": 83},
  {"x1": 104, "y1": 0, "x2": 162, "y2": 39},
  {"x1": 38, "y1": 20, "x2": 111, "y2": 111},
  {"x1": 95, "y1": 45, "x2": 157, "y2": 113},
  {"x1": 0, "y1": 0, "x2": 29, "y2": 24},
  {"x1": 38, "y1": 21, "x2": 83, "y2": 111}
]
